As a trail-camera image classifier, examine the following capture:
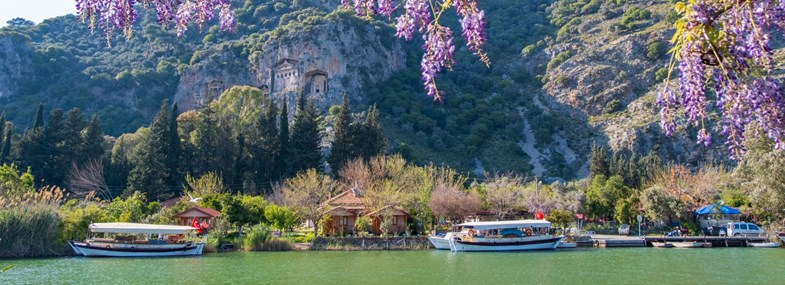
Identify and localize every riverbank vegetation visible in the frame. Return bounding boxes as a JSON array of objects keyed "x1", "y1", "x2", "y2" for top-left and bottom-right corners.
[{"x1": 1, "y1": 84, "x2": 785, "y2": 257}]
